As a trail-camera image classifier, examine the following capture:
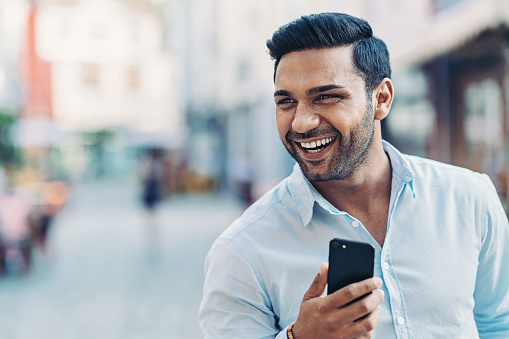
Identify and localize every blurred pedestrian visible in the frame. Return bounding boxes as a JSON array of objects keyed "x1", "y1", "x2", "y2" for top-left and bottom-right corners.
[
  {"x1": 227, "y1": 151, "x2": 254, "y2": 206},
  {"x1": 139, "y1": 148, "x2": 167, "y2": 257},
  {"x1": 140, "y1": 148, "x2": 166, "y2": 212},
  {"x1": 34, "y1": 181, "x2": 70, "y2": 255},
  {"x1": 0, "y1": 180, "x2": 34, "y2": 276}
]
